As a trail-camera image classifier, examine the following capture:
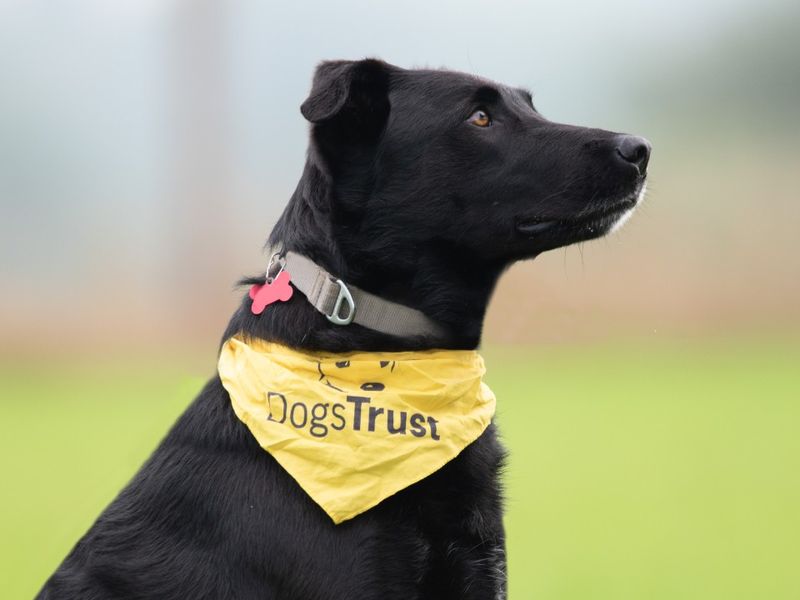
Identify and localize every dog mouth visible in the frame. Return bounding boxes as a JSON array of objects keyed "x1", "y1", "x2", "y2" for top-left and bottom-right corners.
[{"x1": 515, "y1": 185, "x2": 645, "y2": 239}]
